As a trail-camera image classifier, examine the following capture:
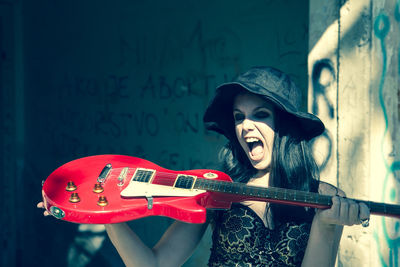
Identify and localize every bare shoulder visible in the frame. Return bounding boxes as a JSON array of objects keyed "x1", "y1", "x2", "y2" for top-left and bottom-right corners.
[{"x1": 318, "y1": 181, "x2": 346, "y2": 197}]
